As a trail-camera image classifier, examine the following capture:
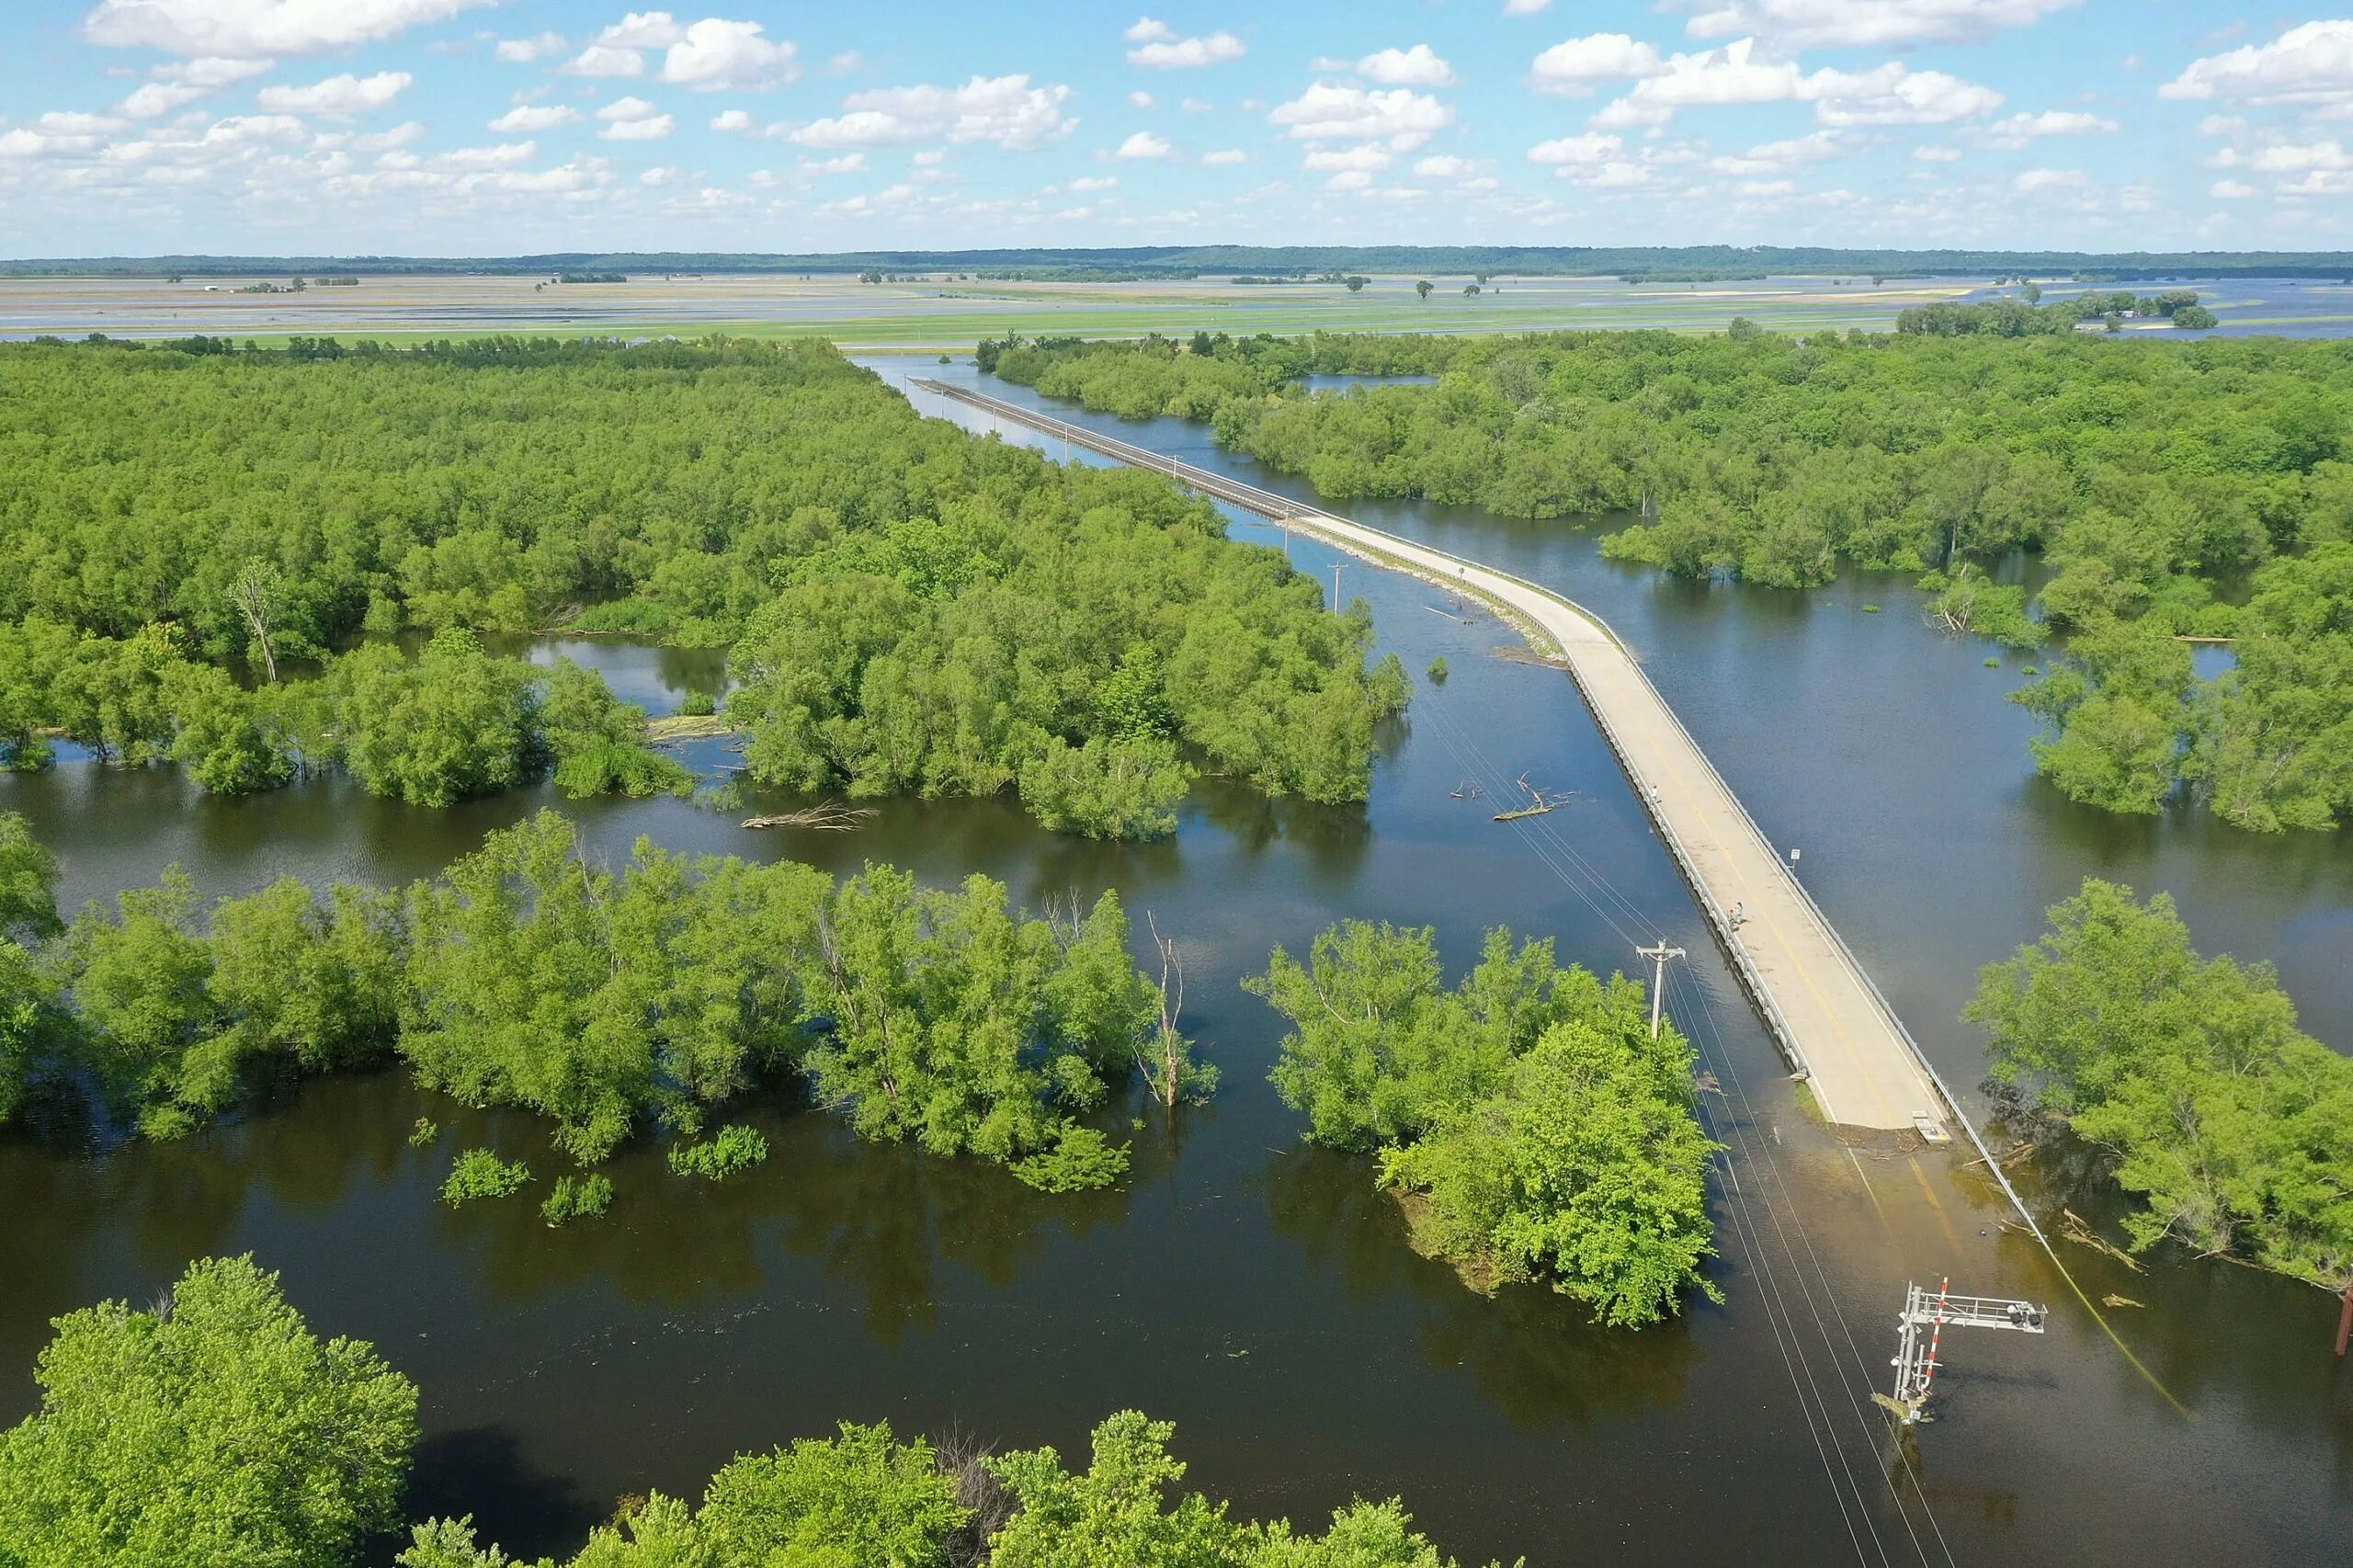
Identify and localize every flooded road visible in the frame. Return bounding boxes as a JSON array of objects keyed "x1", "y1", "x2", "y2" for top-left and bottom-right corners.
[{"x1": 2, "y1": 360, "x2": 2347, "y2": 1566}]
